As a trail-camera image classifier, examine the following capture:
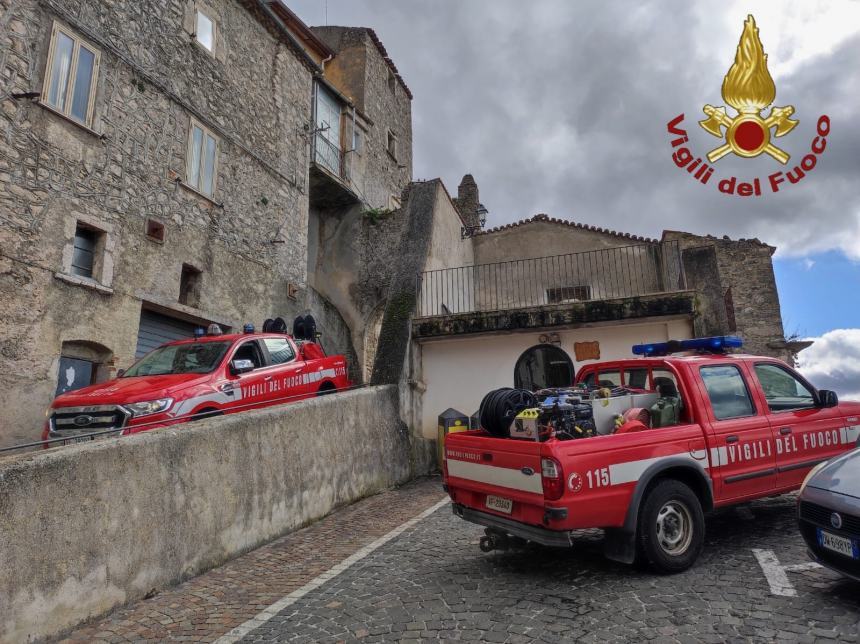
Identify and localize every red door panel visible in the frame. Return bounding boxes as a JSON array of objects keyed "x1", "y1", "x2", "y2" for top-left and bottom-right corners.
[
  {"x1": 750, "y1": 362, "x2": 847, "y2": 489},
  {"x1": 697, "y1": 363, "x2": 777, "y2": 501}
]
